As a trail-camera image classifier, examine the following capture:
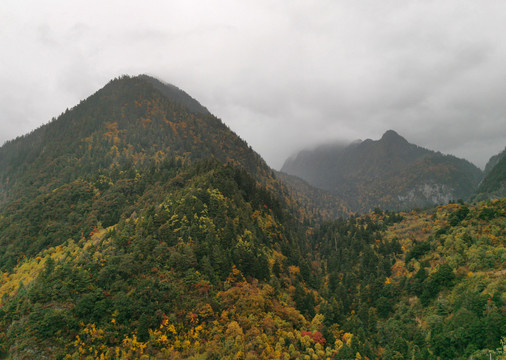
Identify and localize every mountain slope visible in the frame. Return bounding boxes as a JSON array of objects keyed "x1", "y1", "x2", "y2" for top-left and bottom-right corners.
[
  {"x1": 313, "y1": 199, "x2": 506, "y2": 359},
  {"x1": 282, "y1": 130, "x2": 483, "y2": 212},
  {"x1": 483, "y1": 146, "x2": 506, "y2": 176},
  {"x1": 0, "y1": 160, "x2": 313, "y2": 358},
  {"x1": 475, "y1": 148, "x2": 506, "y2": 200}
]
